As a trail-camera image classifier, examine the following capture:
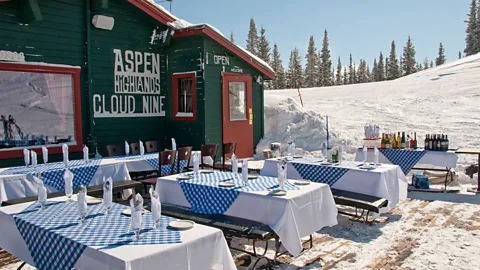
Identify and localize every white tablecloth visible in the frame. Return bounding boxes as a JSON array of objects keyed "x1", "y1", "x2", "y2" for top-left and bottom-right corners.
[
  {"x1": 354, "y1": 149, "x2": 458, "y2": 168},
  {"x1": 260, "y1": 159, "x2": 408, "y2": 211},
  {"x1": 0, "y1": 196, "x2": 236, "y2": 270},
  {"x1": 0, "y1": 163, "x2": 131, "y2": 203},
  {"x1": 156, "y1": 174, "x2": 338, "y2": 257}
]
